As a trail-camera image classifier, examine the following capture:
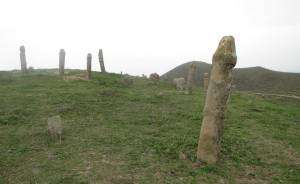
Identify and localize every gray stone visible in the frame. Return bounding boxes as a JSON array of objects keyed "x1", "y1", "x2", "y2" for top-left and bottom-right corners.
[
  {"x1": 98, "y1": 49, "x2": 106, "y2": 73},
  {"x1": 173, "y1": 77, "x2": 185, "y2": 90},
  {"x1": 19, "y1": 46, "x2": 27, "y2": 74},
  {"x1": 59, "y1": 49, "x2": 66, "y2": 76},
  {"x1": 86, "y1": 53, "x2": 92, "y2": 80}
]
